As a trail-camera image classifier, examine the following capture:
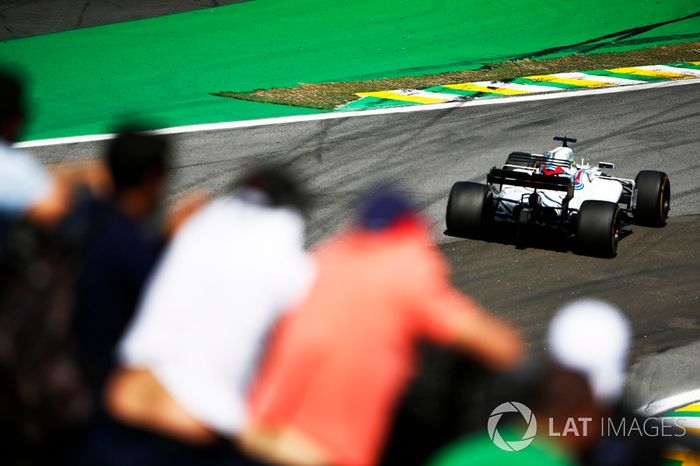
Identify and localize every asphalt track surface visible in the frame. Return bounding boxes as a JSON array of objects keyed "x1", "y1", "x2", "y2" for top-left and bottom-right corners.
[
  {"x1": 33, "y1": 82, "x2": 700, "y2": 392},
  {"x1": 0, "y1": 1, "x2": 244, "y2": 40}
]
